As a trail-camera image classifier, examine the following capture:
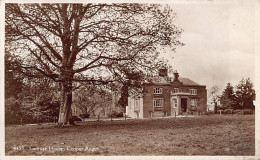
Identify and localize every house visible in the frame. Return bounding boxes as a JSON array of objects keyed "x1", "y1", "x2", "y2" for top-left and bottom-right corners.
[{"x1": 127, "y1": 69, "x2": 207, "y2": 118}]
